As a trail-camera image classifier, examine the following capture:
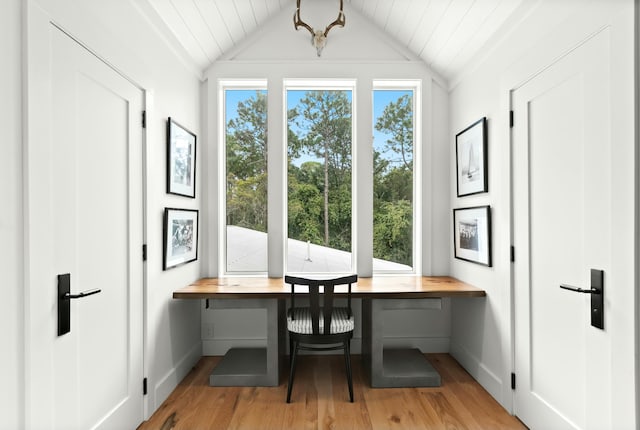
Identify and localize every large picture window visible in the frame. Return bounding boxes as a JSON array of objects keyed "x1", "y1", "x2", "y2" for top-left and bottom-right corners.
[
  {"x1": 223, "y1": 86, "x2": 268, "y2": 273},
  {"x1": 286, "y1": 87, "x2": 353, "y2": 273},
  {"x1": 218, "y1": 79, "x2": 420, "y2": 276},
  {"x1": 373, "y1": 88, "x2": 416, "y2": 272}
]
